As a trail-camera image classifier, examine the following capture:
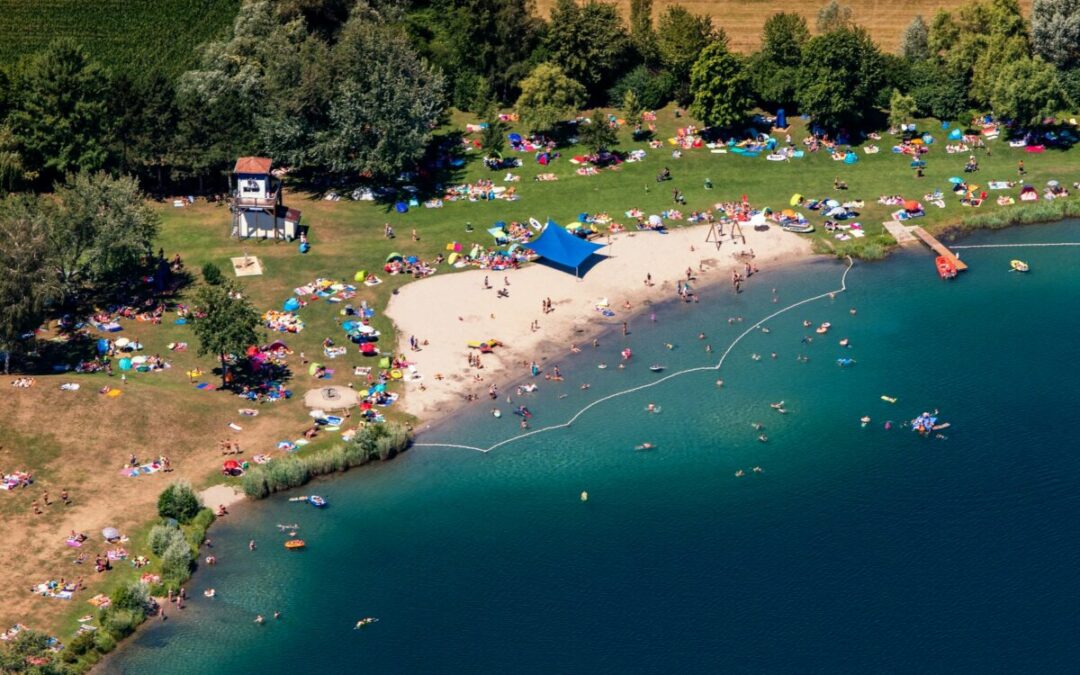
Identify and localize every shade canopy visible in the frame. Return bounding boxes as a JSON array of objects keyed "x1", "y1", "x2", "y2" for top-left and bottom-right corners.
[{"x1": 527, "y1": 222, "x2": 606, "y2": 275}]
